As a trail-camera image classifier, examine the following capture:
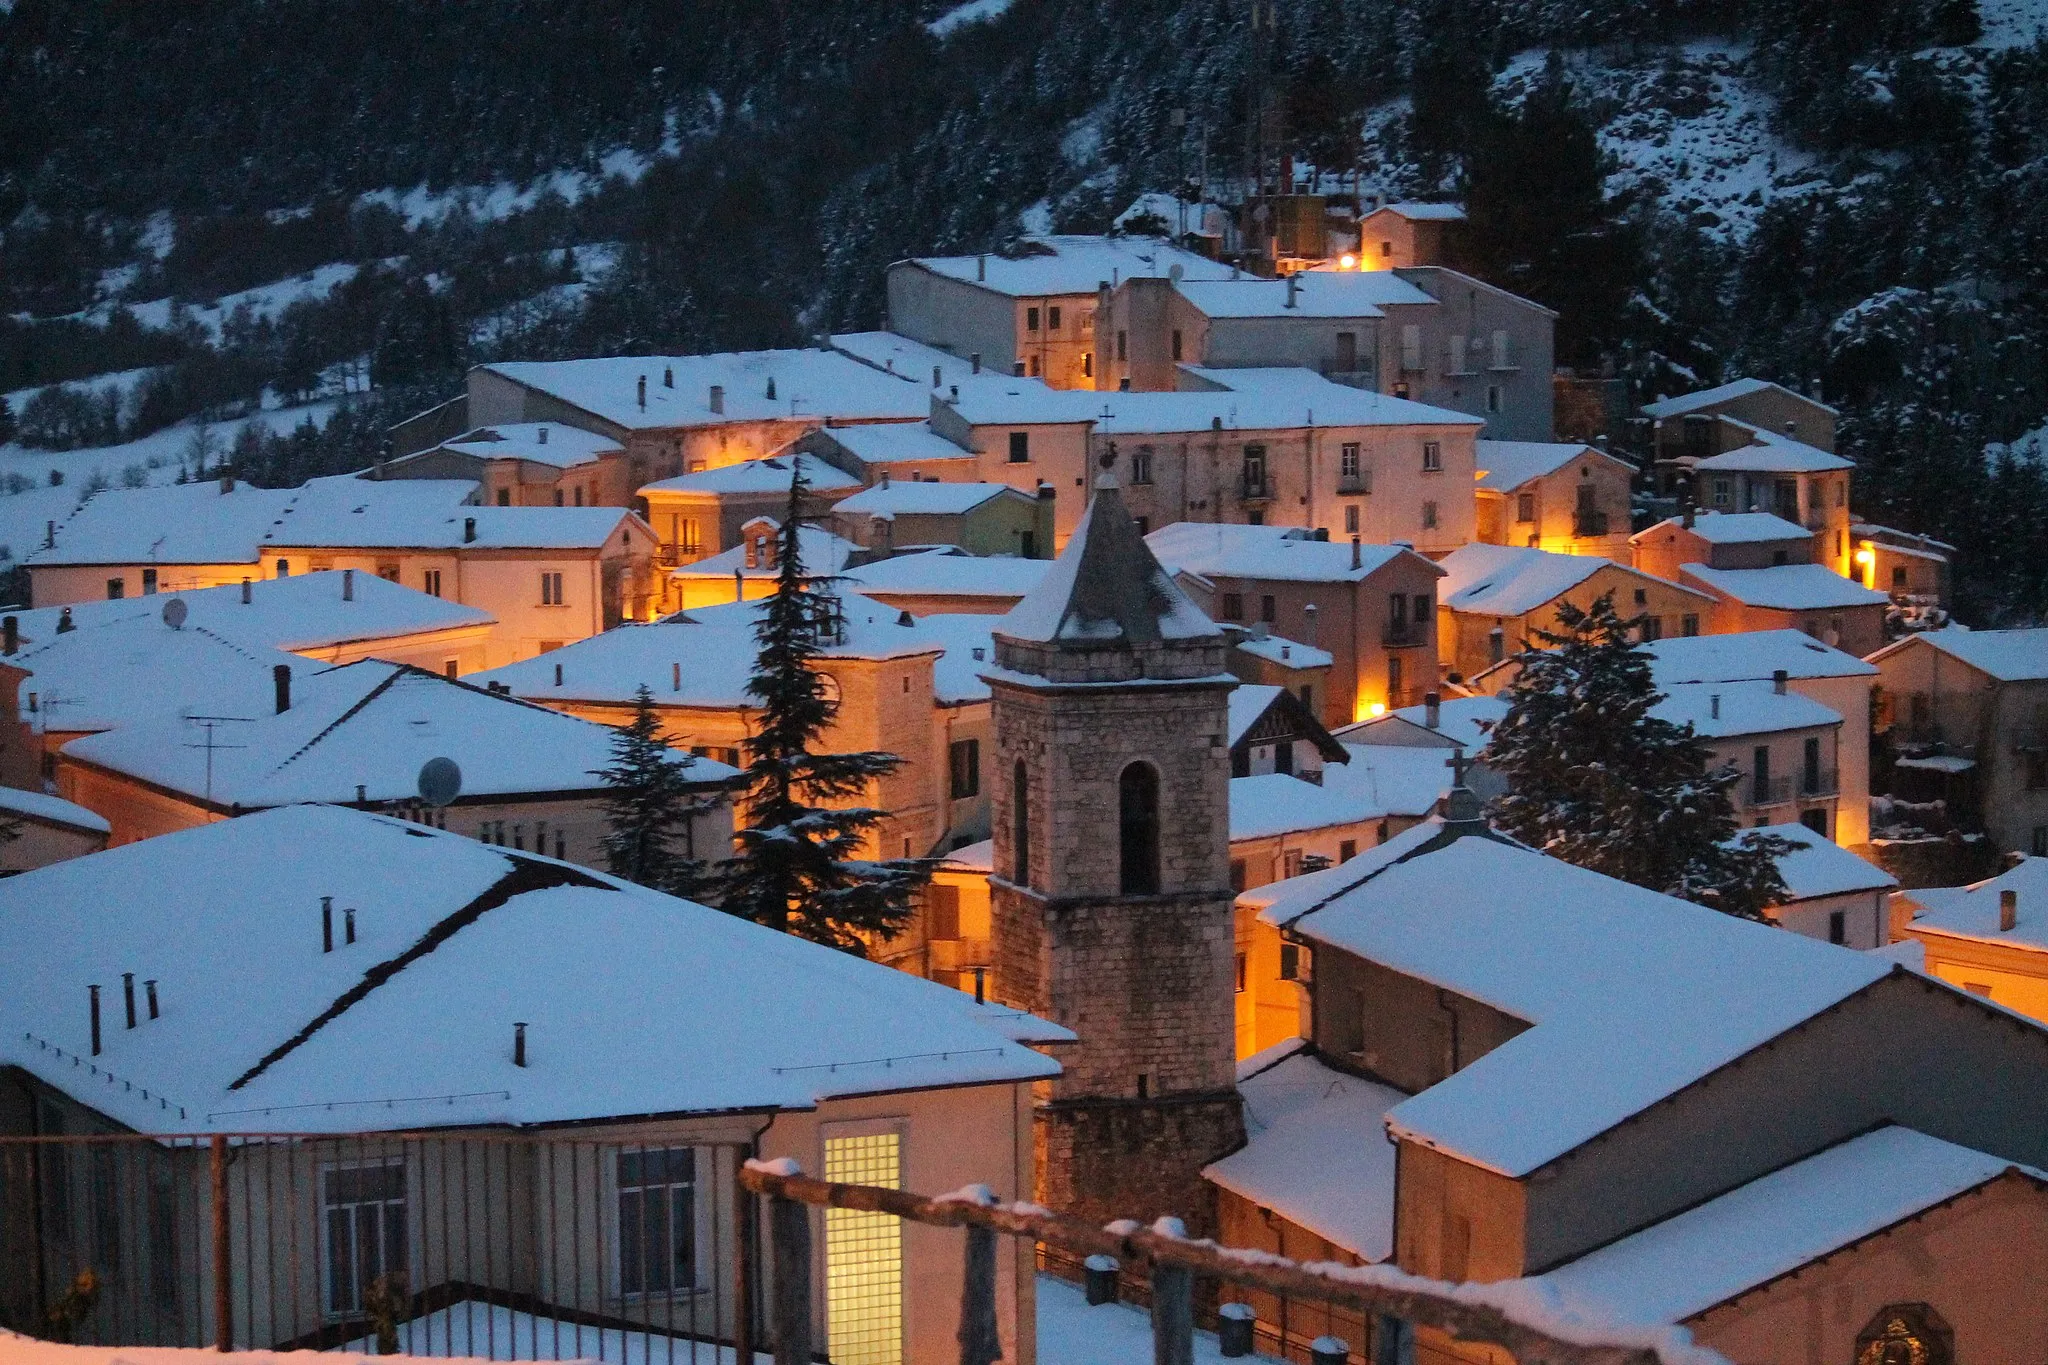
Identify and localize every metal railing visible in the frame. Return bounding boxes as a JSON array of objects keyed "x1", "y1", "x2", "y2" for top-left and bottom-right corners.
[
  {"x1": 740, "y1": 1162, "x2": 1707, "y2": 1365},
  {"x1": 1240, "y1": 475, "x2": 1273, "y2": 503},
  {"x1": 1743, "y1": 770, "x2": 1838, "y2": 807},
  {"x1": 1381, "y1": 622, "x2": 1428, "y2": 648},
  {"x1": 1572, "y1": 511, "x2": 1610, "y2": 538},
  {"x1": 0, "y1": 1131, "x2": 757, "y2": 1358}
]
